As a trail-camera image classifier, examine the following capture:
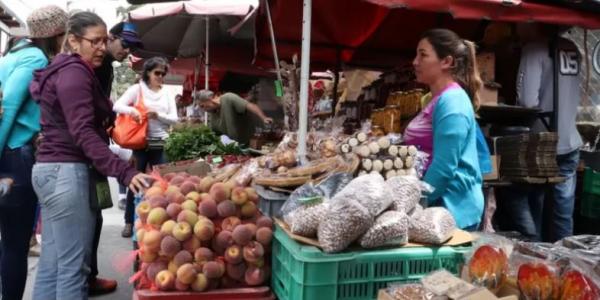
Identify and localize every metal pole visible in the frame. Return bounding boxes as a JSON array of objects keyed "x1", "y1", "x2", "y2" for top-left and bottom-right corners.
[
  {"x1": 264, "y1": 0, "x2": 282, "y2": 83},
  {"x1": 204, "y1": 16, "x2": 210, "y2": 125},
  {"x1": 297, "y1": 0, "x2": 312, "y2": 162}
]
